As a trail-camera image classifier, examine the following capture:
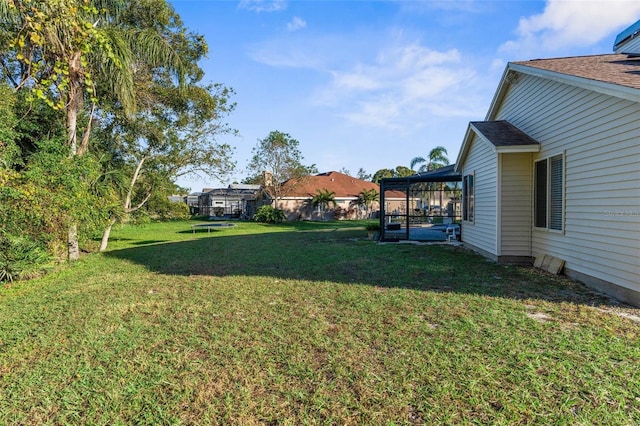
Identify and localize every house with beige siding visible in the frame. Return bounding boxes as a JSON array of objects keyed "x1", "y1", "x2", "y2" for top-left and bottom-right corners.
[
  {"x1": 455, "y1": 52, "x2": 640, "y2": 306},
  {"x1": 275, "y1": 171, "x2": 407, "y2": 221}
]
